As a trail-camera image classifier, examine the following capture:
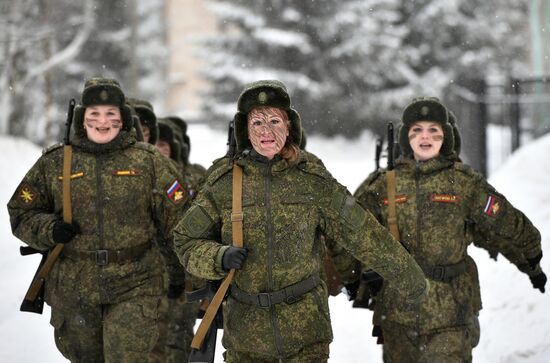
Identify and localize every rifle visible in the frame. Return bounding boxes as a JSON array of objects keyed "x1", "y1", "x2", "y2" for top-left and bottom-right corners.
[
  {"x1": 186, "y1": 281, "x2": 223, "y2": 363},
  {"x1": 226, "y1": 120, "x2": 236, "y2": 163},
  {"x1": 188, "y1": 119, "x2": 243, "y2": 360},
  {"x1": 374, "y1": 137, "x2": 383, "y2": 171},
  {"x1": 19, "y1": 246, "x2": 47, "y2": 313},
  {"x1": 20, "y1": 98, "x2": 75, "y2": 314}
]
